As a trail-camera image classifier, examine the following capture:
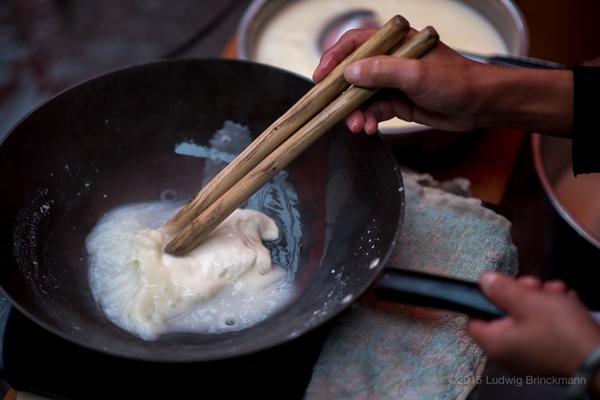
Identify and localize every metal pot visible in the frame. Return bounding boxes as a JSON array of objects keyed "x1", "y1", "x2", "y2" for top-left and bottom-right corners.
[
  {"x1": 237, "y1": 0, "x2": 529, "y2": 137},
  {"x1": 532, "y1": 134, "x2": 600, "y2": 249}
]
